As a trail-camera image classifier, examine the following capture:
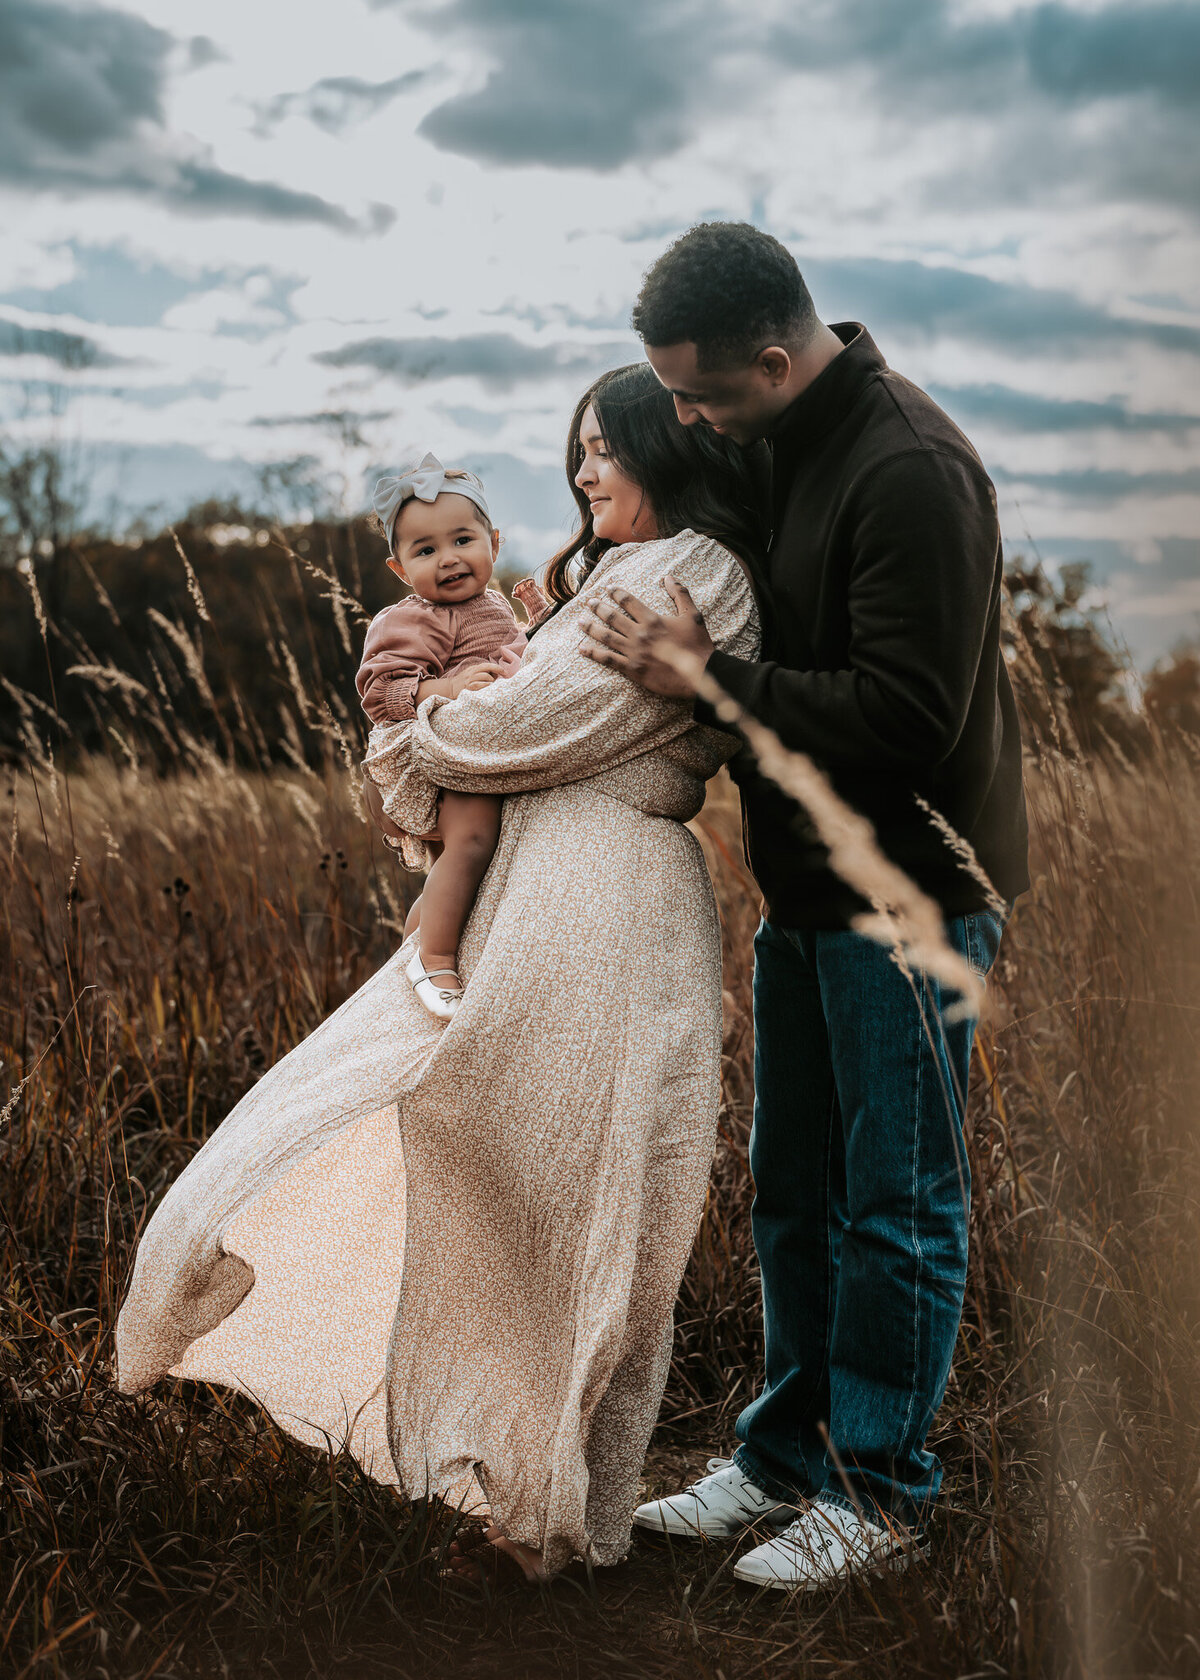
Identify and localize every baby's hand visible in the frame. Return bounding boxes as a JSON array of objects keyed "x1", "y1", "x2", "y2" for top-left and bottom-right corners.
[{"x1": 450, "y1": 661, "x2": 506, "y2": 697}]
